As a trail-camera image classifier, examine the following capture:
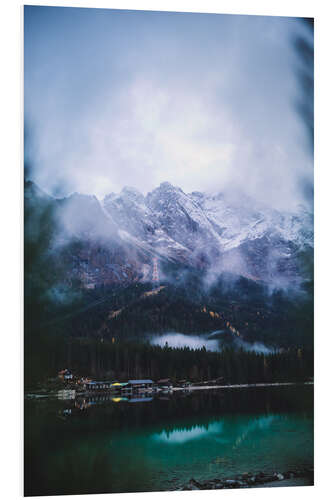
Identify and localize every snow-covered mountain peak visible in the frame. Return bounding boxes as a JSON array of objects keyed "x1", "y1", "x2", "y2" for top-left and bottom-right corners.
[
  {"x1": 98, "y1": 183, "x2": 312, "y2": 272},
  {"x1": 157, "y1": 181, "x2": 181, "y2": 192},
  {"x1": 26, "y1": 179, "x2": 313, "y2": 287},
  {"x1": 121, "y1": 186, "x2": 145, "y2": 203}
]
